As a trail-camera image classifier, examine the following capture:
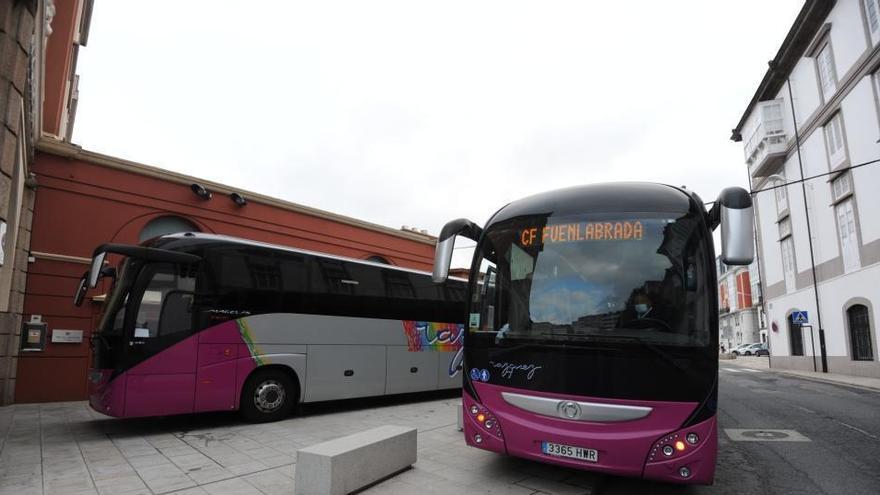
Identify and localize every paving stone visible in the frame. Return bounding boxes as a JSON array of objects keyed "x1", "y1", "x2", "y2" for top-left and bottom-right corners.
[
  {"x1": 92, "y1": 474, "x2": 149, "y2": 495},
  {"x1": 243, "y1": 468, "x2": 295, "y2": 494},
  {"x1": 167, "y1": 487, "x2": 210, "y2": 495},
  {"x1": 224, "y1": 461, "x2": 269, "y2": 476},
  {"x1": 201, "y1": 477, "x2": 263, "y2": 495},
  {"x1": 515, "y1": 476, "x2": 591, "y2": 495},
  {"x1": 184, "y1": 465, "x2": 233, "y2": 485}
]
